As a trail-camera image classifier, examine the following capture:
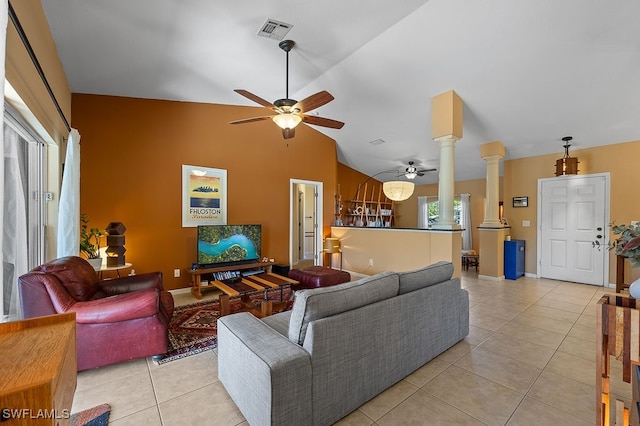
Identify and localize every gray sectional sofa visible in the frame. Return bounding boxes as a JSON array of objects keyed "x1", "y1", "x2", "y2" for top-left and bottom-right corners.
[{"x1": 217, "y1": 261, "x2": 469, "y2": 426}]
